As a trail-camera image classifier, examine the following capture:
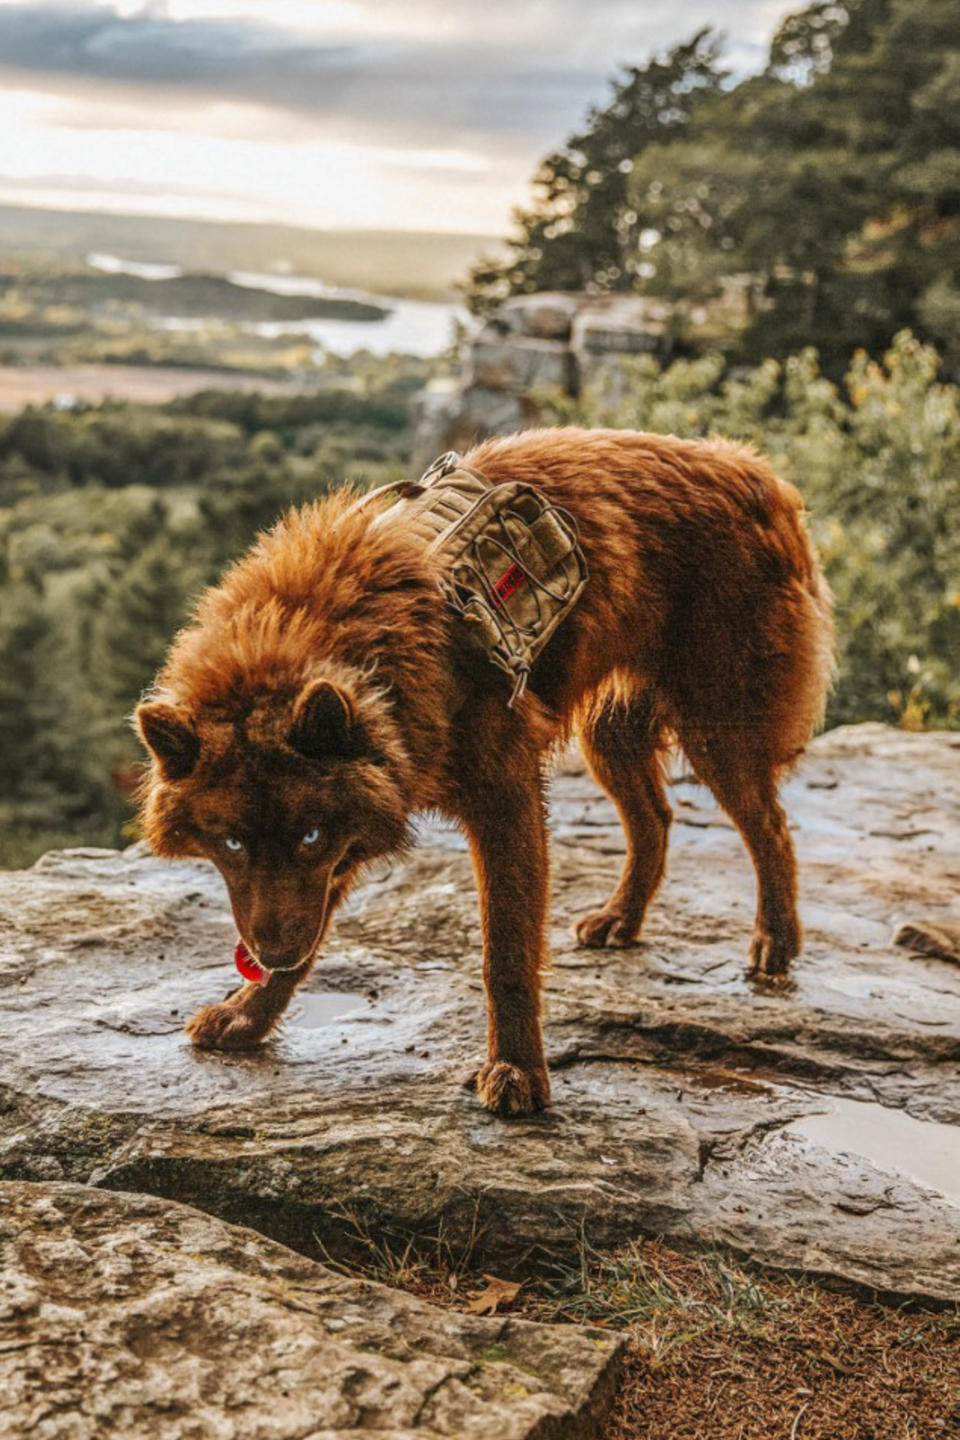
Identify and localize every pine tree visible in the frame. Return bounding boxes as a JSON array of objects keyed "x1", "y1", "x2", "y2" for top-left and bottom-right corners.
[
  {"x1": 467, "y1": 0, "x2": 960, "y2": 373},
  {"x1": 467, "y1": 31, "x2": 725, "y2": 310}
]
